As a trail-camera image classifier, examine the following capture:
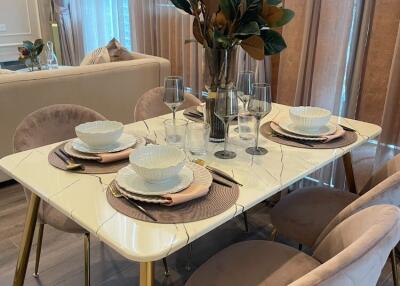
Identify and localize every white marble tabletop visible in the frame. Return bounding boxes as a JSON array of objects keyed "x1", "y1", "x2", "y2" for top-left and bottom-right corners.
[{"x1": 0, "y1": 103, "x2": 381, "y2": 263}]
